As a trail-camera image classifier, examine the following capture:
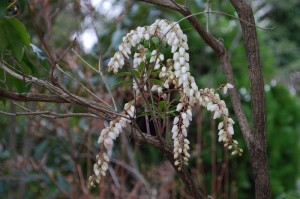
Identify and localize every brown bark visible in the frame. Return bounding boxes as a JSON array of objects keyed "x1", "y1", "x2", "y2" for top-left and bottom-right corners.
[
  {"x1": 0, "y1": 89, "x2": 68, "y2": 103},
  {"x1": 229, "y1": 1, "x2": 271, "y2": 198}
]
